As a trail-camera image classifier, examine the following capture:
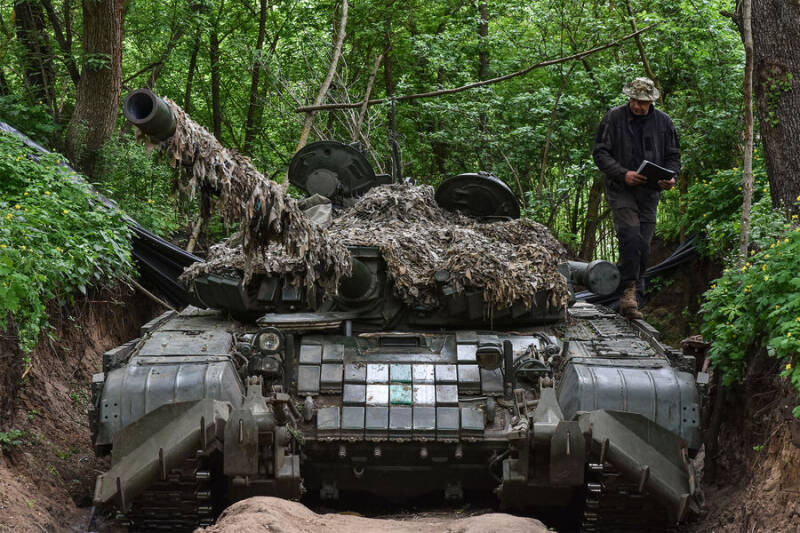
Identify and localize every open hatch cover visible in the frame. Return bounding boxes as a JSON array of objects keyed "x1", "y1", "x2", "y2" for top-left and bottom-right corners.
[{"x1": 435, "y1": 171, "x2": 520, "y2": 219}]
